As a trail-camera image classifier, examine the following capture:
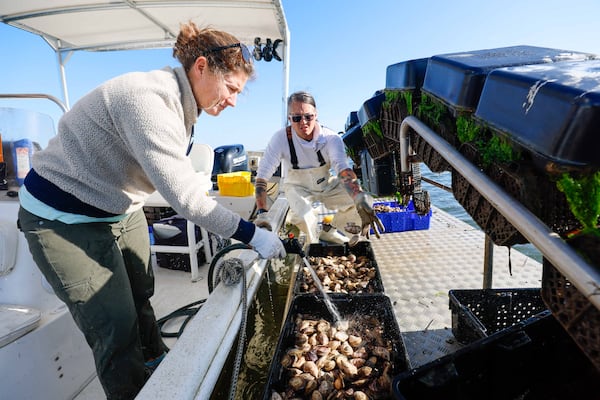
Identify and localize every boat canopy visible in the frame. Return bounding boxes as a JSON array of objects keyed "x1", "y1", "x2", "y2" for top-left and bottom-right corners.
[
  {"x1": 0, "y1": 0, "x2": 290, "y2": 114},
  {"x1": 0, "y1": 0, "x2": 288, "y2": 52}
]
